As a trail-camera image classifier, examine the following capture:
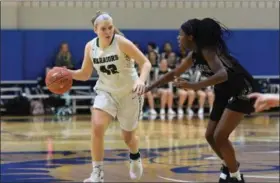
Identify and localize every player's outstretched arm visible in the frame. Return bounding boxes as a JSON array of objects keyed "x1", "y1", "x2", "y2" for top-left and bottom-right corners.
[
  {"x1": 145, "y1": 51, "x2": 194, "y2": 92},
  {"x1": 68, "y1": 42, "x2": 94, "y2": 81},
  {"x1": 194, "y1": 49, "x2": 228, "y2": 89},
  {"x1": 248, "y1": 93, "x2": 280, "y2": 112}
]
